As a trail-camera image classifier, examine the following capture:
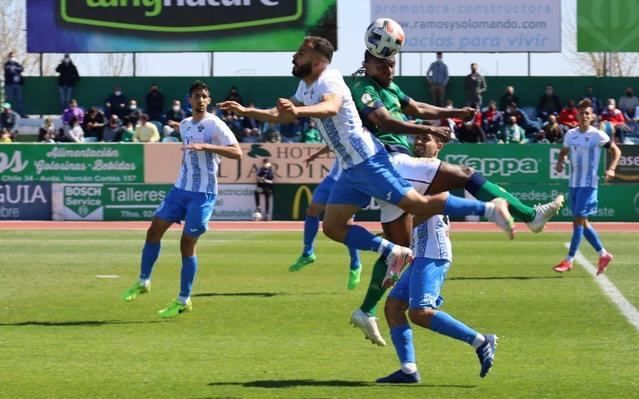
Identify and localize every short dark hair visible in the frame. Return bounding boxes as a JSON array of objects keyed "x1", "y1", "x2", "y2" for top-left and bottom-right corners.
[
  {"x1": 304, "y1": 36, "x2": 334, "y2": 62},
  {"x1": 189, "y1": 80, "x2": 209, "y2": 96},
  {"x1": 577, "y1": 98, "x2": 592, "y2": 110}
]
